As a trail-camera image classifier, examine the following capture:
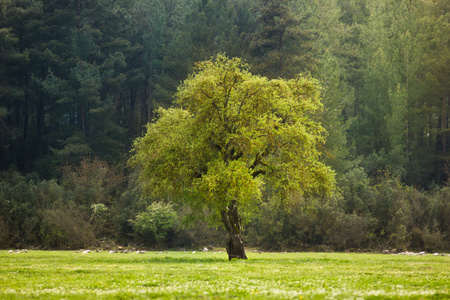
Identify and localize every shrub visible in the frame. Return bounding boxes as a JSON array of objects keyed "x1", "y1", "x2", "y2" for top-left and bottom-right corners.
[
  {"x1": 0, "y1": 174, "x2": 40, "y2": 248},
  {"x1": 61, "y1": 157, "x2": 124, "y2": 206},
  {"x1": 131, "y1": 202, "x2": 177, "y2": 244},
  {"x1": 435, "y1": 187, "x2": 450, "y2": 243},
  {"x1": 326, "y1": 212, "x2": 372, "y2": 250},
  {"x1": 0, "y1": 216, "x2": 9, "y2": 247},
  {"x1": 337, "y1": 167, "x2": 374, "y2": 216},
  {"x1": 40, "y1": 207, "x2": 96, "y2": 249},
  {"x1": 90, "y1": 203, "x2": 110, "y2": 236}
]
